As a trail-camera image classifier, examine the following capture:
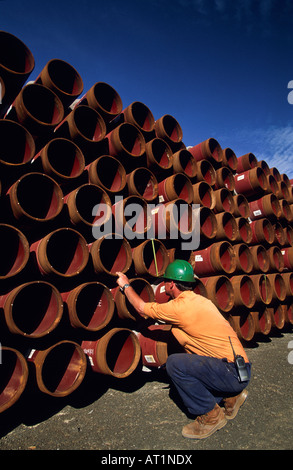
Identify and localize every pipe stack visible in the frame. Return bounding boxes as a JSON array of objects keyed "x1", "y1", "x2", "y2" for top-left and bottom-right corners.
[{"x1": 0, "y1": 31, "x2": 292, "y2": 416}]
